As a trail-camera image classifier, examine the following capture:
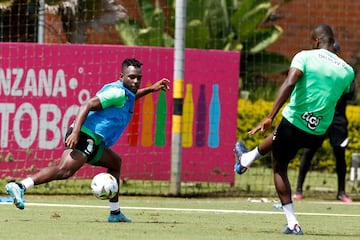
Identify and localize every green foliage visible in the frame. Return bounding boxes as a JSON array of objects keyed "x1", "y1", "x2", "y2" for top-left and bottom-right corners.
[
  {"x1": 246, "y1": 82, "x2": 279, "y2": 101},
  {"x1": 45, "y1": 1, "x2": 62, "y2": 5},
  {"x1": 237, "y1": 99, "x2": 360, "y2": 171},
  {"x1": 116, "y1": 0, "x2": 174, "y2": 47},
  {"x1": 231, "y1": 0, "x2": 291, "y2": 92},
  {"x1": 115, "y1": 0, "x2": 291, "y2": 89},
  {"x1": 347, "y1": 105, "x2": 360, "y2": 153},
  {"x1": 186, "y1": 19, "x2": 209, "y2": 49},
  {"x1": 231, "y1": 0, "x2": 274, "y2": 50}
]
